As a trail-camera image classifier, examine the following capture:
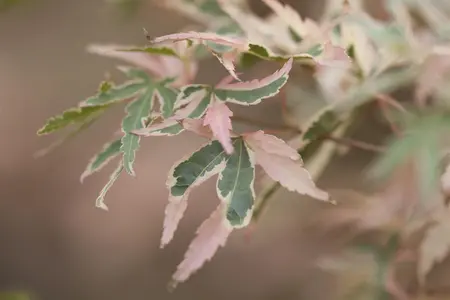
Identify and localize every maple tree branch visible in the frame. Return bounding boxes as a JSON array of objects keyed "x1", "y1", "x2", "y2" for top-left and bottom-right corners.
[{"x1": 232, "y1": 115, "x2": 386, "y2": 153}]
